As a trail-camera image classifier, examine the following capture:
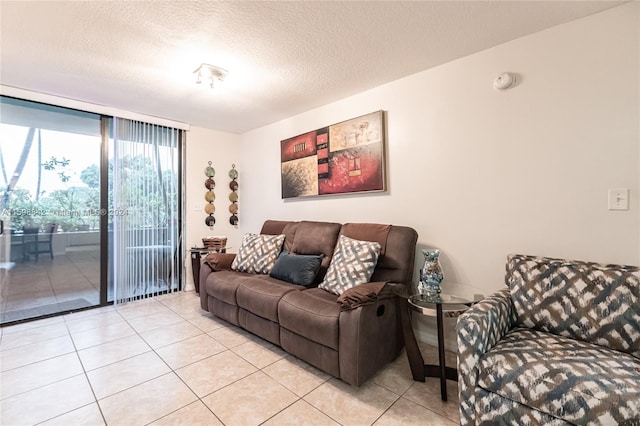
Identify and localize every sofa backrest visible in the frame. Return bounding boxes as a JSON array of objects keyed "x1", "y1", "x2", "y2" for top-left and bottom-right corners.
[
  {"x1": 261, "y1": 220, "x2": 342, "y2": 283},
  {"x1": 260, "y1": 220, "x2": 298, "y2": 253},
  {"x1": 260, "y1": 220, "x2": 418, "y2": 286},
  {"x1": 506, "y1": 254, "x2": 640, "y2": 358},
  {"x1": 340, "y1": 223, "x2": 418, "y2": 286}
]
